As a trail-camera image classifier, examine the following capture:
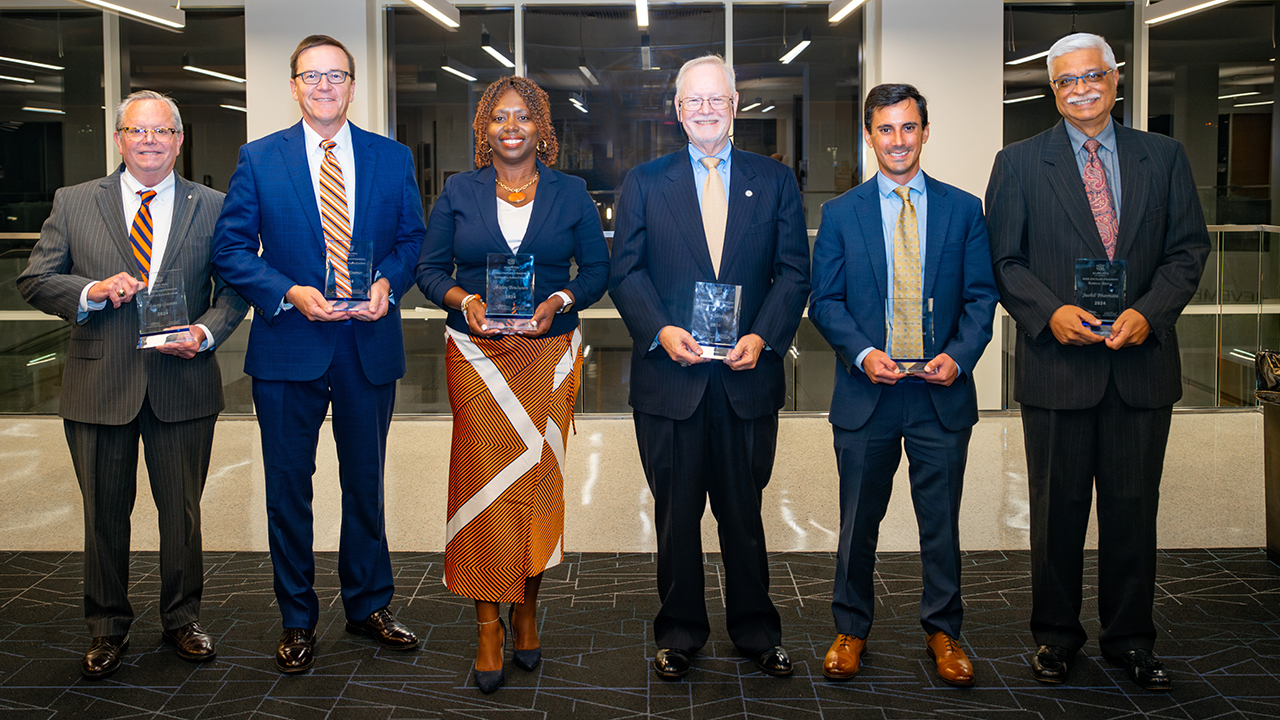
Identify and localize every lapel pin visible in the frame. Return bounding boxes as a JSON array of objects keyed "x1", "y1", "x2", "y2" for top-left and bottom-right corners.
[{"x1": 745, "y1": 190, "x2": 753, "y2": 197}]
